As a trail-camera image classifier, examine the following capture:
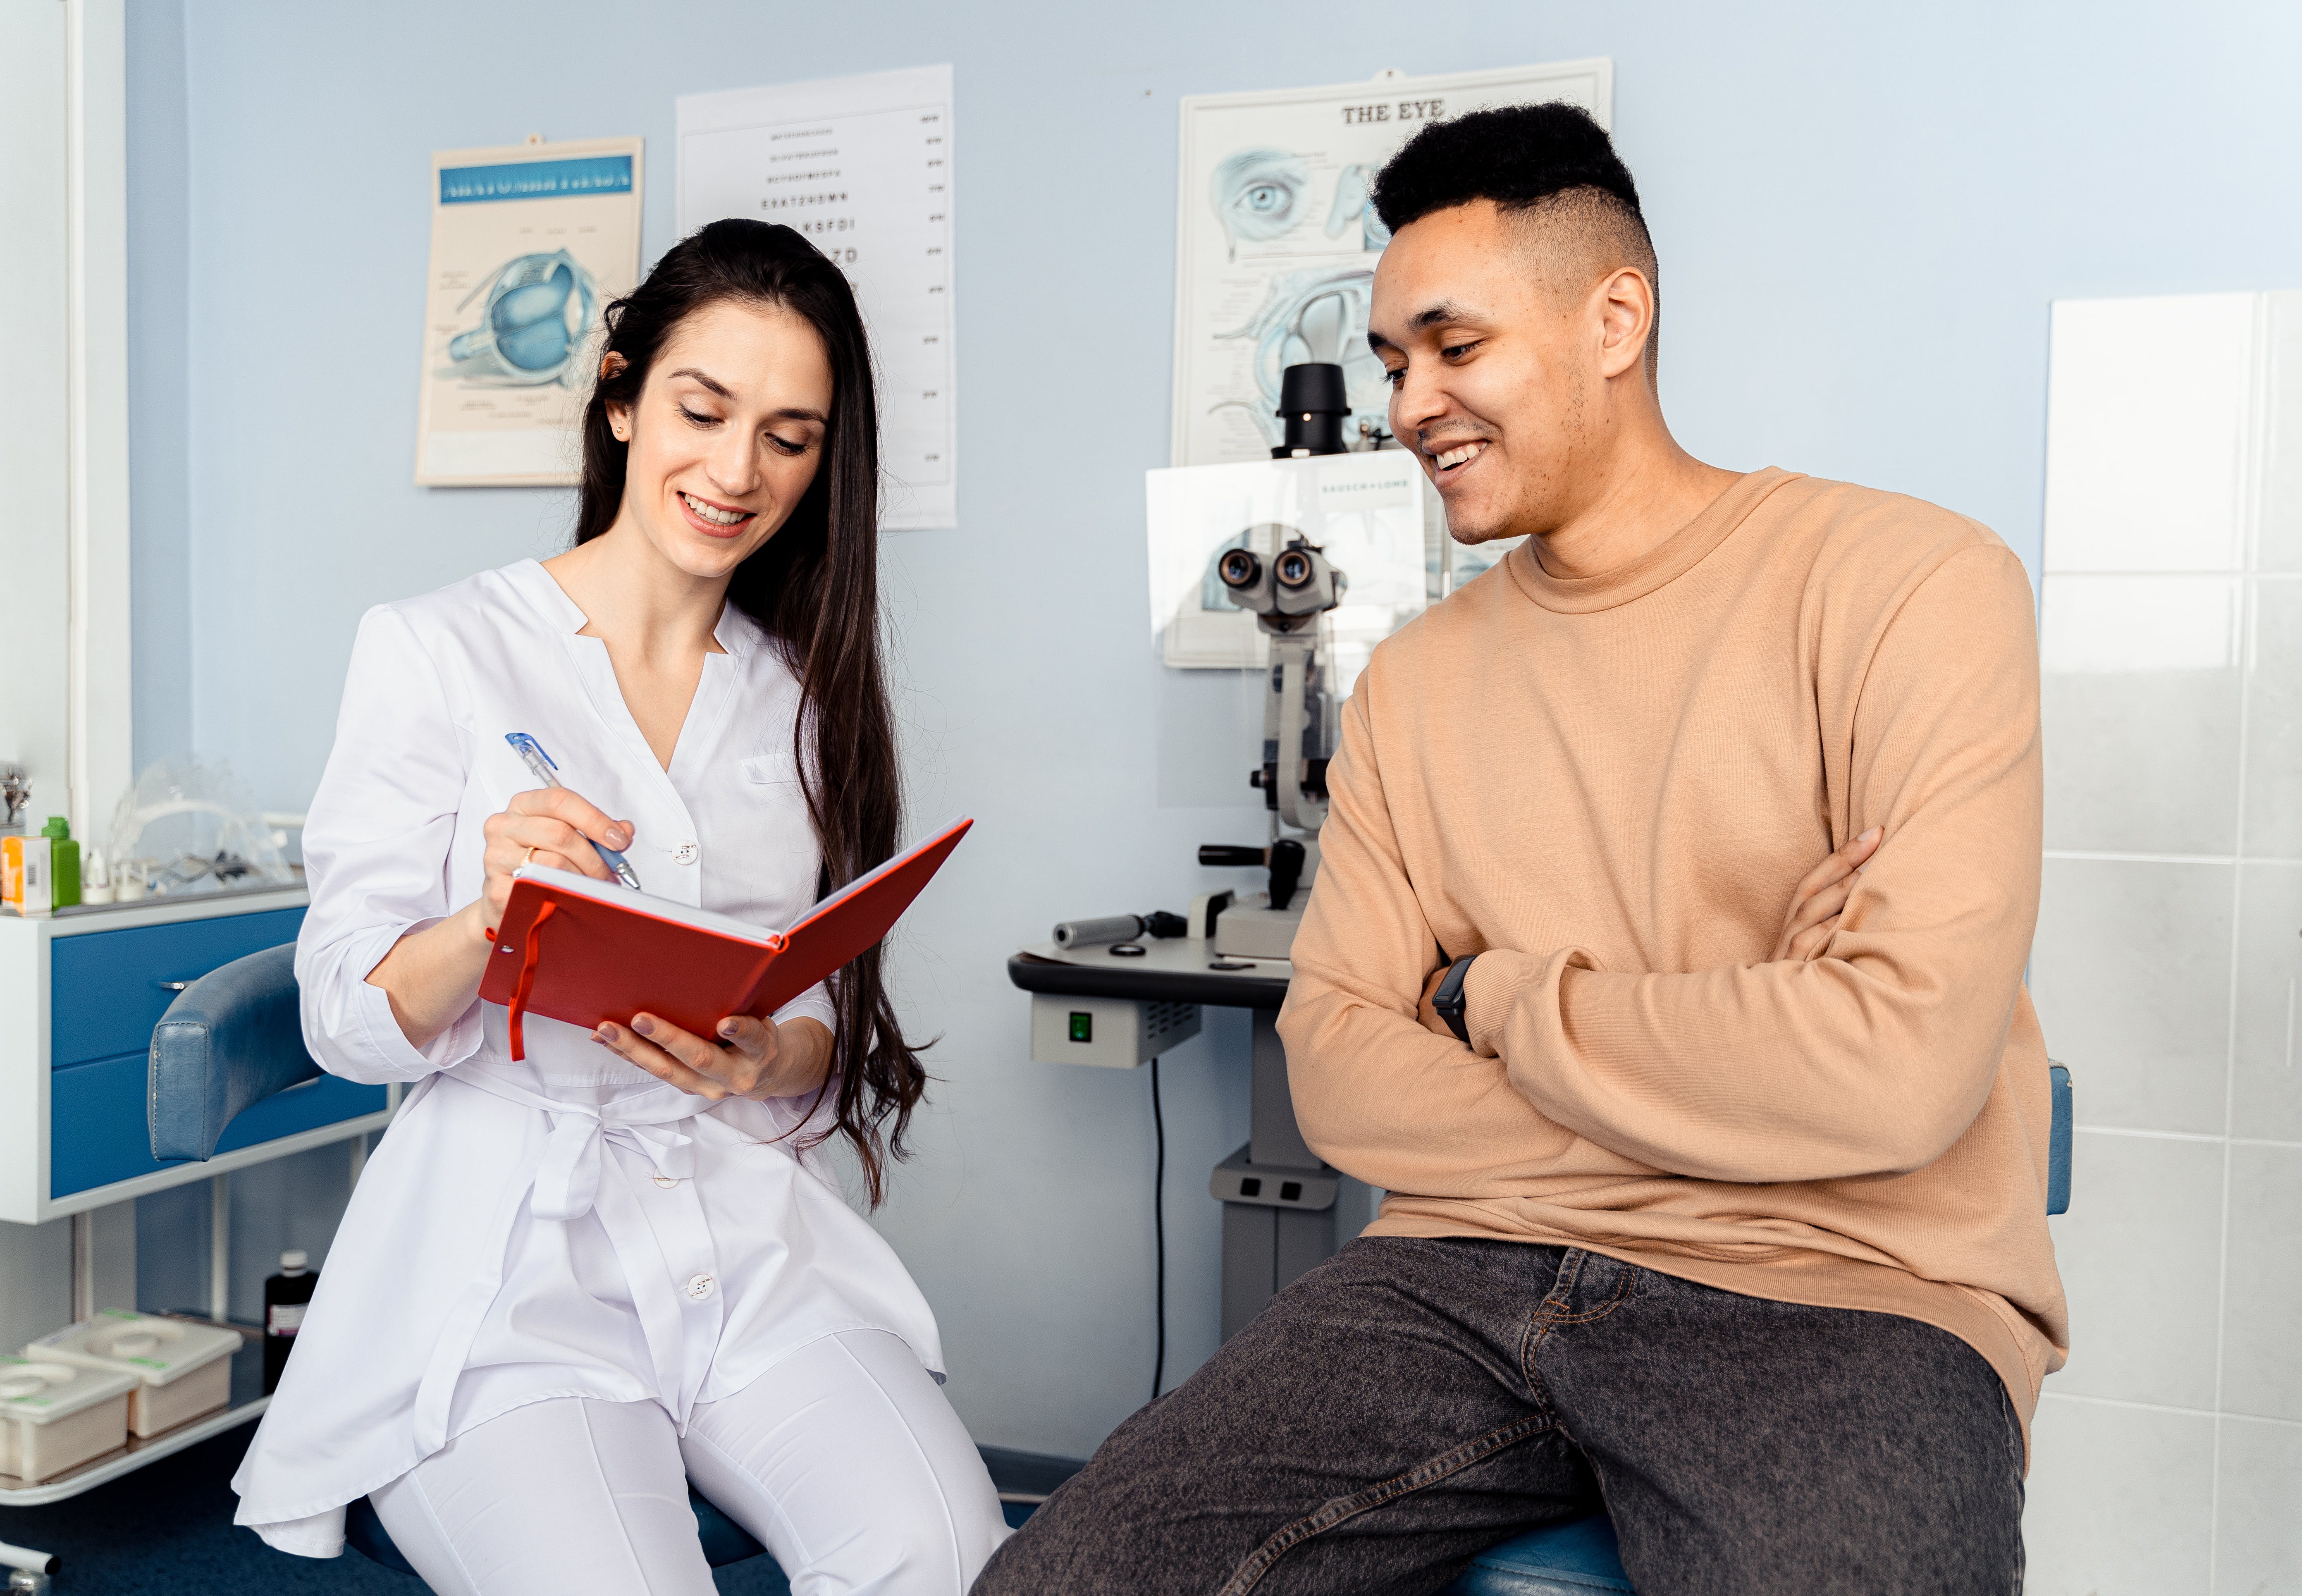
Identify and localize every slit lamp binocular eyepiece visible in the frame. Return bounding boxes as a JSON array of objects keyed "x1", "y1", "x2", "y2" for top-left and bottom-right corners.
[{"x1": 1216, "y1": 535, "x2": 1346, "y2": 627}]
